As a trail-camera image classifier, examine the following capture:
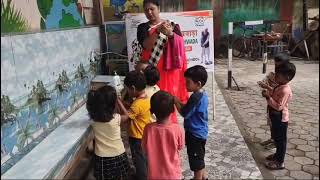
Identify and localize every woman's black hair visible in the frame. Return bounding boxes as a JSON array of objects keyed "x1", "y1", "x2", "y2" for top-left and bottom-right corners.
[
  {"x1": 86, "y1": 85, "x2": 117, "y2": 122},
  {"x1": 143, "y1": 0, "x2": 160, "y2": 7}
]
